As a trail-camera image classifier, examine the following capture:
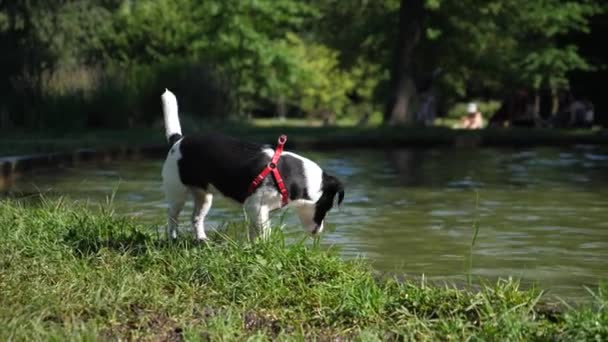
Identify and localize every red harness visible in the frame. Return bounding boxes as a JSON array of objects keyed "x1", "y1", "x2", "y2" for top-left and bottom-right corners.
[{"x1": 248, "y1": 135, "x2": 289, "y2": 206}]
